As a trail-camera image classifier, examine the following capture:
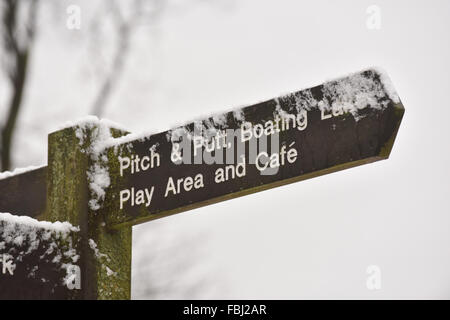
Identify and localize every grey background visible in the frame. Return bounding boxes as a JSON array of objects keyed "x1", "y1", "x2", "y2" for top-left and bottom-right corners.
[{"x1": 1, "y1": 0, "x2": 449, "y2": 299}]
